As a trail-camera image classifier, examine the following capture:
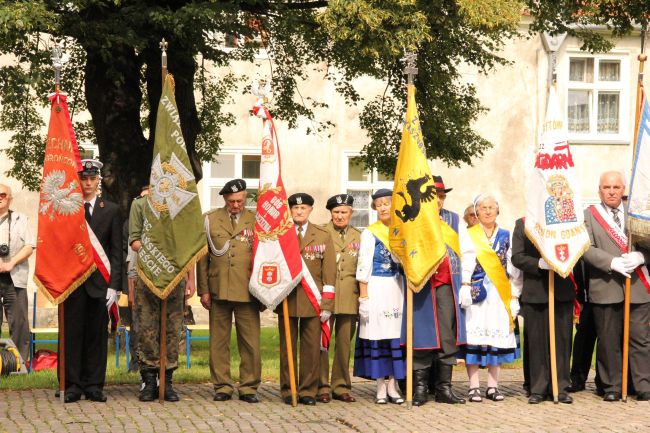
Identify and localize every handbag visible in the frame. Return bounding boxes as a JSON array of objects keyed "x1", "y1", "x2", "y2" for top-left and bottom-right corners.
[{"x1": 470, "y1": 278, "x2": 487, "y2": 303}]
